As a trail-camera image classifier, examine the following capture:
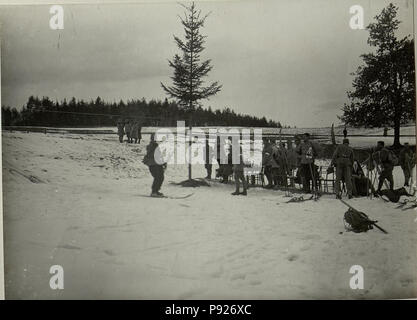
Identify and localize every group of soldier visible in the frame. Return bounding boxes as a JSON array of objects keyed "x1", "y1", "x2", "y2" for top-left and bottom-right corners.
[
  {"x1": 117, "y1": 119, "x2": 142, "y2": 144},
  {"x1": 207, "y1": 133, "x2": 317, "y2": 196},
  {"x1": 330, "y1": 139, "x2": 415, "y2": 199},
  {"x1": 210, "y1": 133, "x2": 415, "y2": 200},
  {"x1": 141, "y1": 129, "x2": 415, "y2": 199}
]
